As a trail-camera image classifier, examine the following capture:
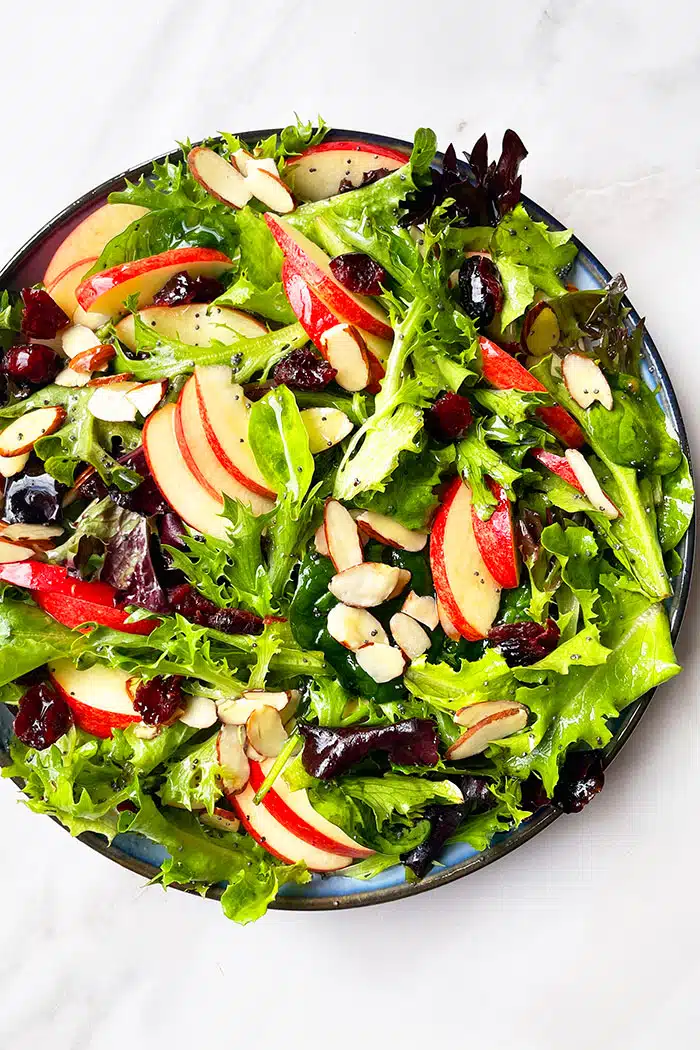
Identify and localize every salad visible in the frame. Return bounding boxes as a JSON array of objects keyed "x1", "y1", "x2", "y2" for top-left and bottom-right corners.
[{"x1": 0, "y1": 118, "x2": 693, "y2": 923}]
